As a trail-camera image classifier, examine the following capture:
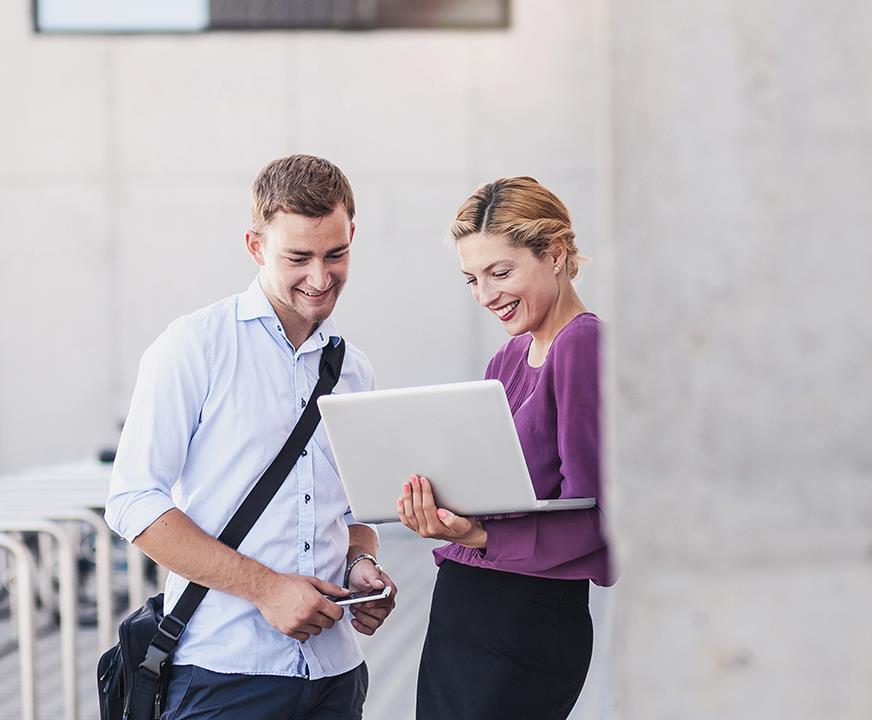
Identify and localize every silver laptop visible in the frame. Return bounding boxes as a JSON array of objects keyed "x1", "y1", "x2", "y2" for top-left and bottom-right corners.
[{"x1": 317, "y1": 380, "x2": 596, "y2": 523}]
